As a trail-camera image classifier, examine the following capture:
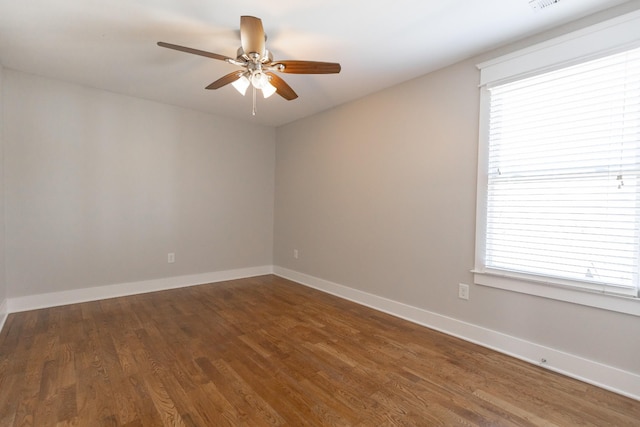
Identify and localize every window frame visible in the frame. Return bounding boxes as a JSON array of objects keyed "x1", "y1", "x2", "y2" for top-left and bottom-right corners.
[{"x1": 474, "y1": 10, "x2": 640, "y2": 317}]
